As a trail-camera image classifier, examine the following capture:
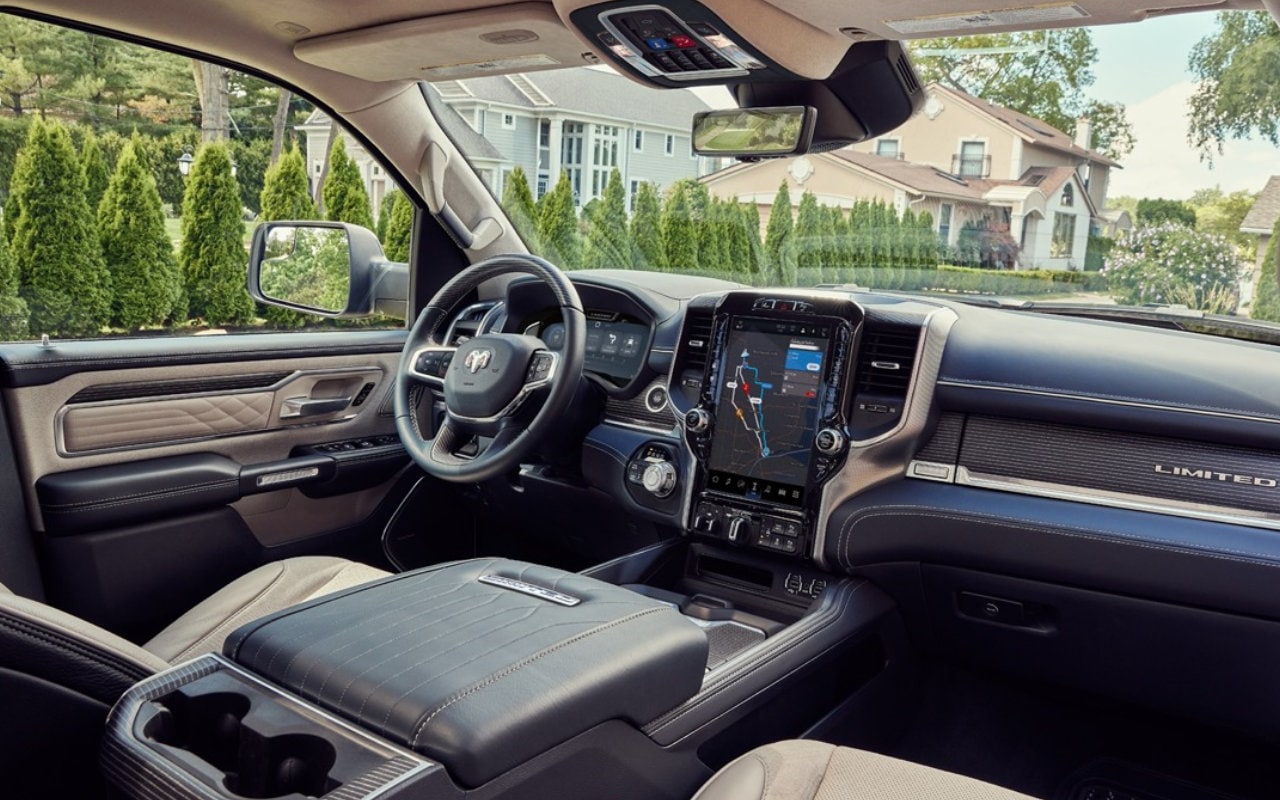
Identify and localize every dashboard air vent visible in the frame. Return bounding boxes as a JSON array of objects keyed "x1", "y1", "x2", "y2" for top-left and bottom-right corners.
[
  {"x1": 855, "y1": 323, "x2": 920, "y2": 396},
  {"x1": 681, "y1": 306, "x2": 715, "y2": 374}
]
